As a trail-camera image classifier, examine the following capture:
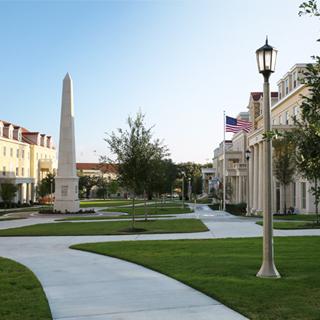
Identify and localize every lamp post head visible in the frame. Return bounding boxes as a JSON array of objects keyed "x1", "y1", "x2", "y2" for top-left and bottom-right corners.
[
  {"x1": 245, "y1": 149, "x2": 251, "y2": 161},
  {"x1": 256, "y1": 37, "x2": 278, "y2": 79}
]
